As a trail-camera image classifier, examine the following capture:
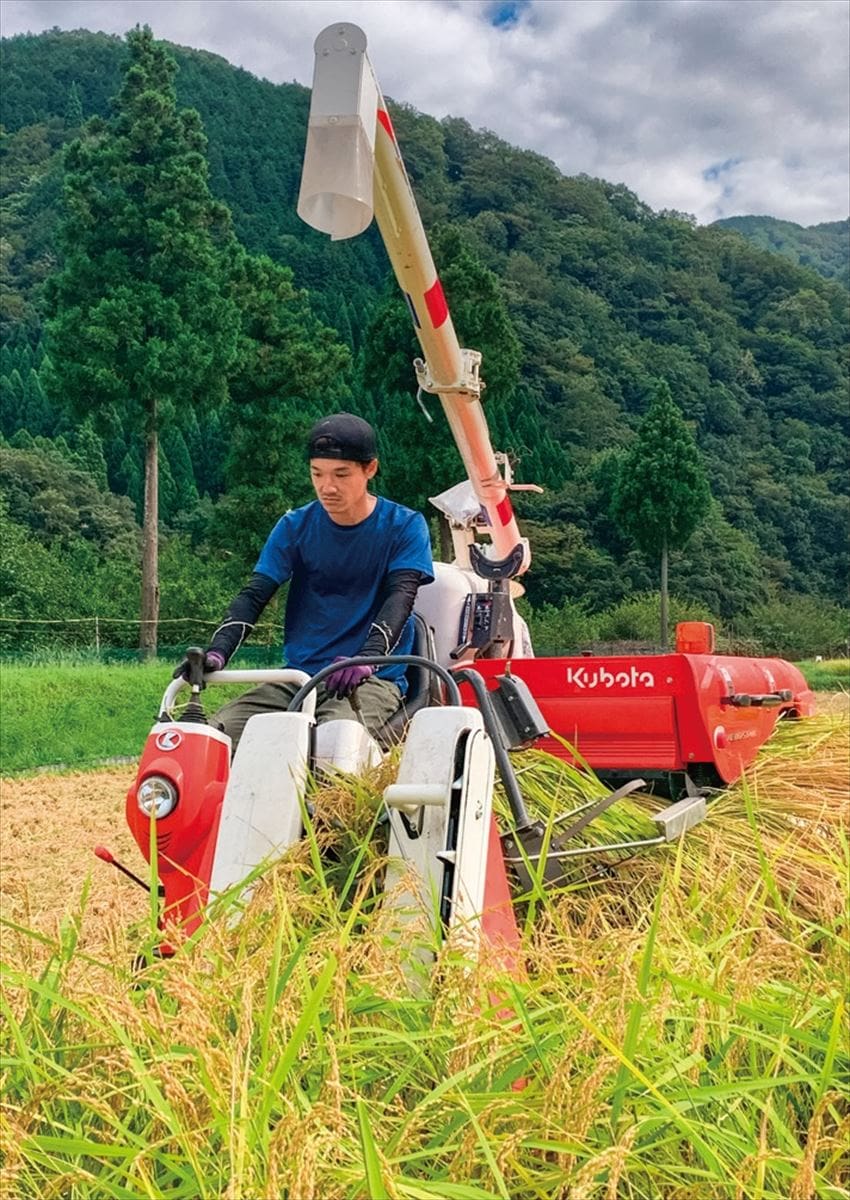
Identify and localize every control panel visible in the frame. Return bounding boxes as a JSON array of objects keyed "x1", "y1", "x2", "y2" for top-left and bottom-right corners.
[{"x1": 451, "y1": 589, "x2": 515, "y2": 659}]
